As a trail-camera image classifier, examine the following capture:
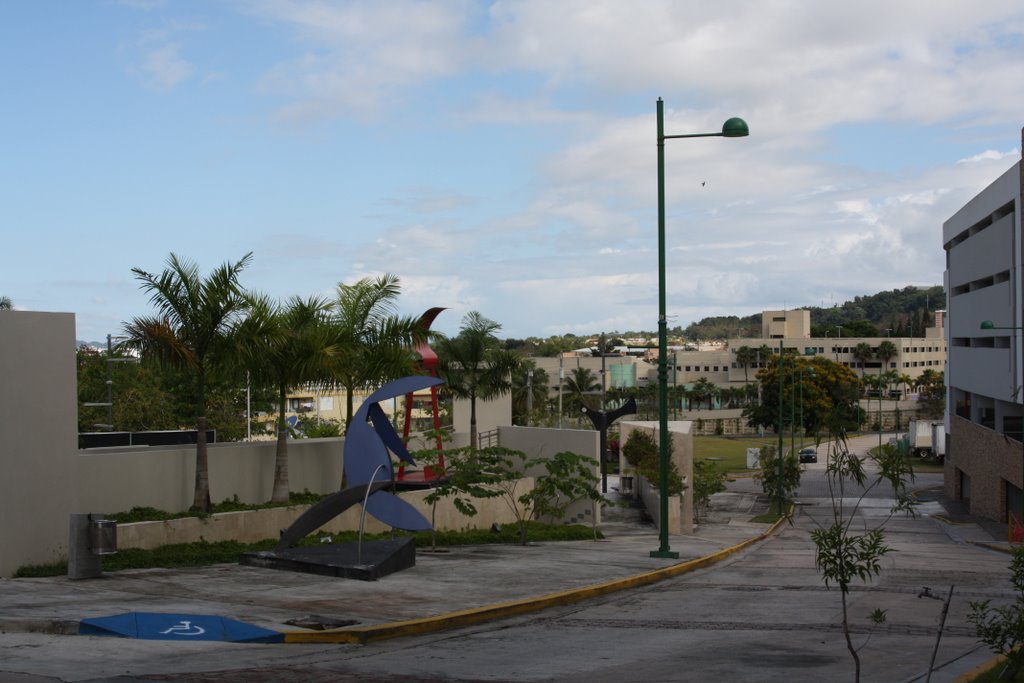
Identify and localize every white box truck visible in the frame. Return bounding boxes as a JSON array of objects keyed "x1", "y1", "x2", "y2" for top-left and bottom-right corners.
[
  {"x1": 909, "y1": 419, "x2": 942, "y2": 459},
  {"x1": 930, "y1": 422, "x2": 946, "y2": 462}
]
